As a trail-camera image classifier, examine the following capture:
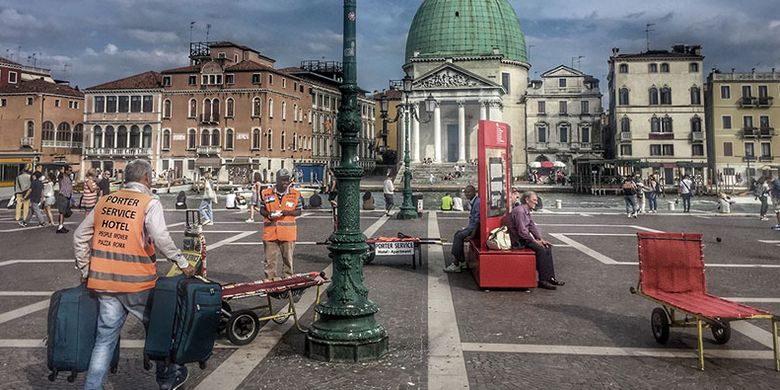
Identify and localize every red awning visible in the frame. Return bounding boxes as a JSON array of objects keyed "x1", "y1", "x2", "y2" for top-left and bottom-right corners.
[{"x1": 540, "y1": 161, "x2": 554, "y2": 168}]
